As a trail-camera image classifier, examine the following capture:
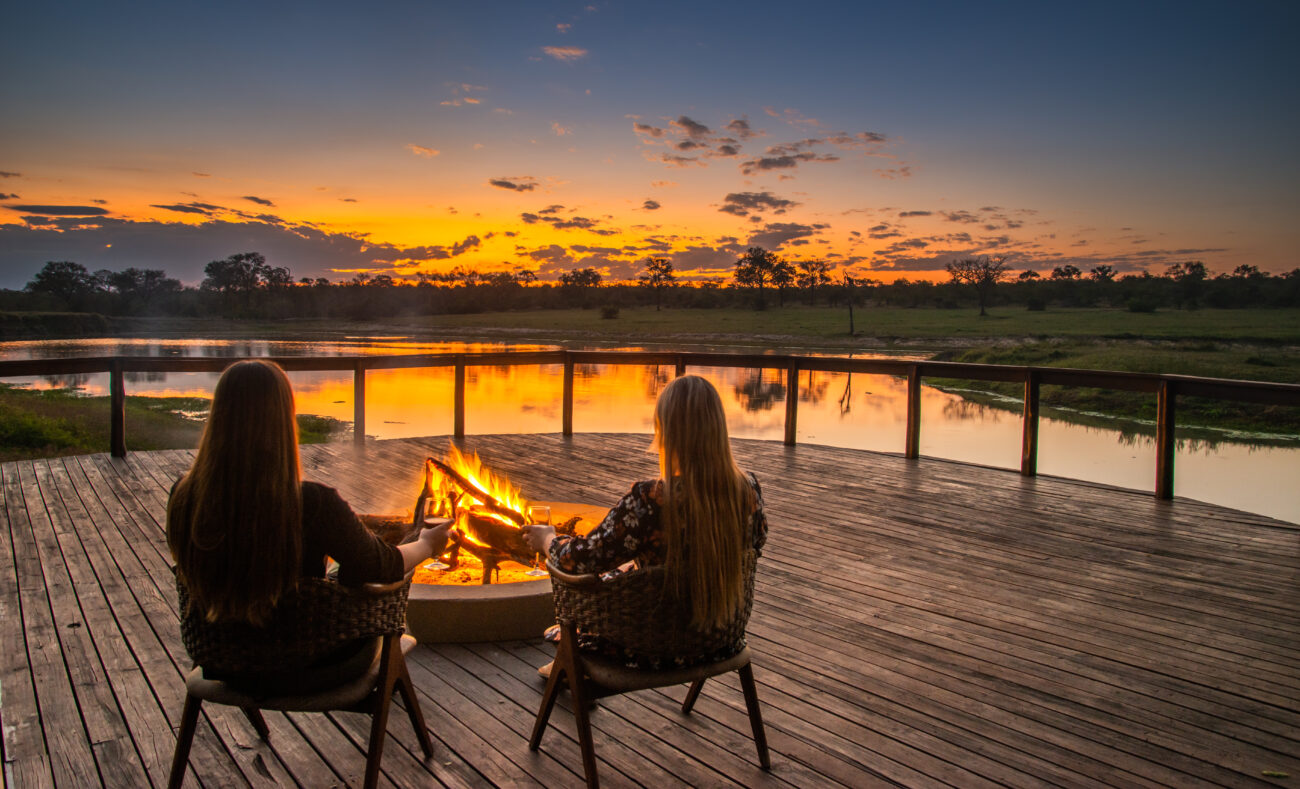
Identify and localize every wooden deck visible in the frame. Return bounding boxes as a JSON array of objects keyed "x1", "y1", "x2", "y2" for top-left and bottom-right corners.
[{"x1": 3, "y1": 434, "x2": 1298, "y2": 788}]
